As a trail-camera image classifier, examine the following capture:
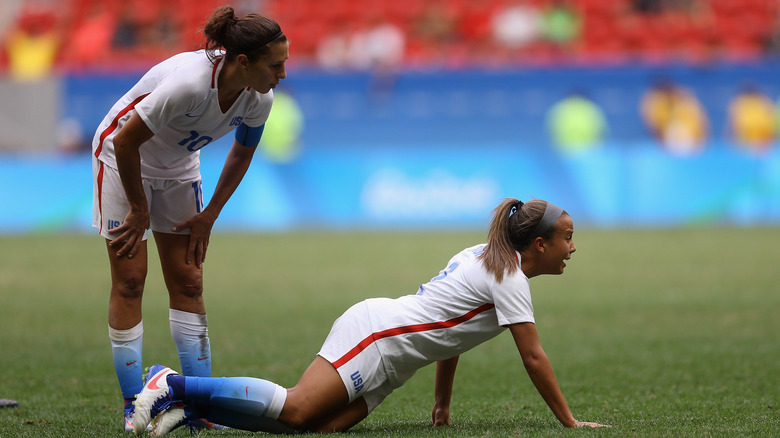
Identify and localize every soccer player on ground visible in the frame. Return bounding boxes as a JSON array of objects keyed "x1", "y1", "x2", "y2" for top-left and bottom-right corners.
[
  {"x1": 132, "y1": 198, "x2": 611, "y2": 435},
  {"x1": 90, "y1": 6, "x2": 288, "y2": 432}
]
